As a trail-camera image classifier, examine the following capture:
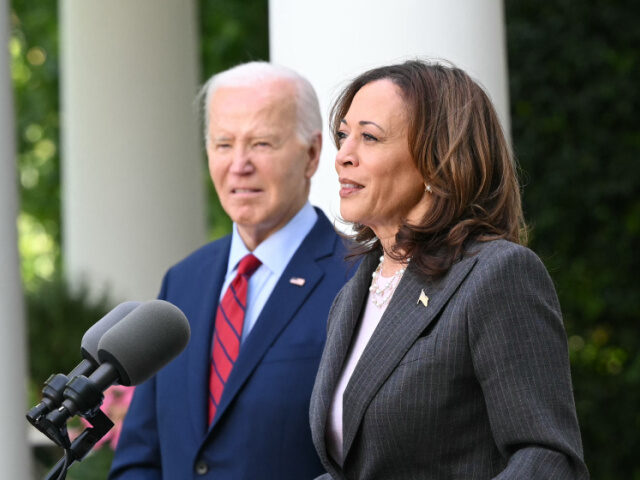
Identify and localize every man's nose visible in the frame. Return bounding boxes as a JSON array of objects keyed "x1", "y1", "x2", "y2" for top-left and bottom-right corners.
[{"x1": 229, "y1": 147, "x2": 254, "y2": 174}]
